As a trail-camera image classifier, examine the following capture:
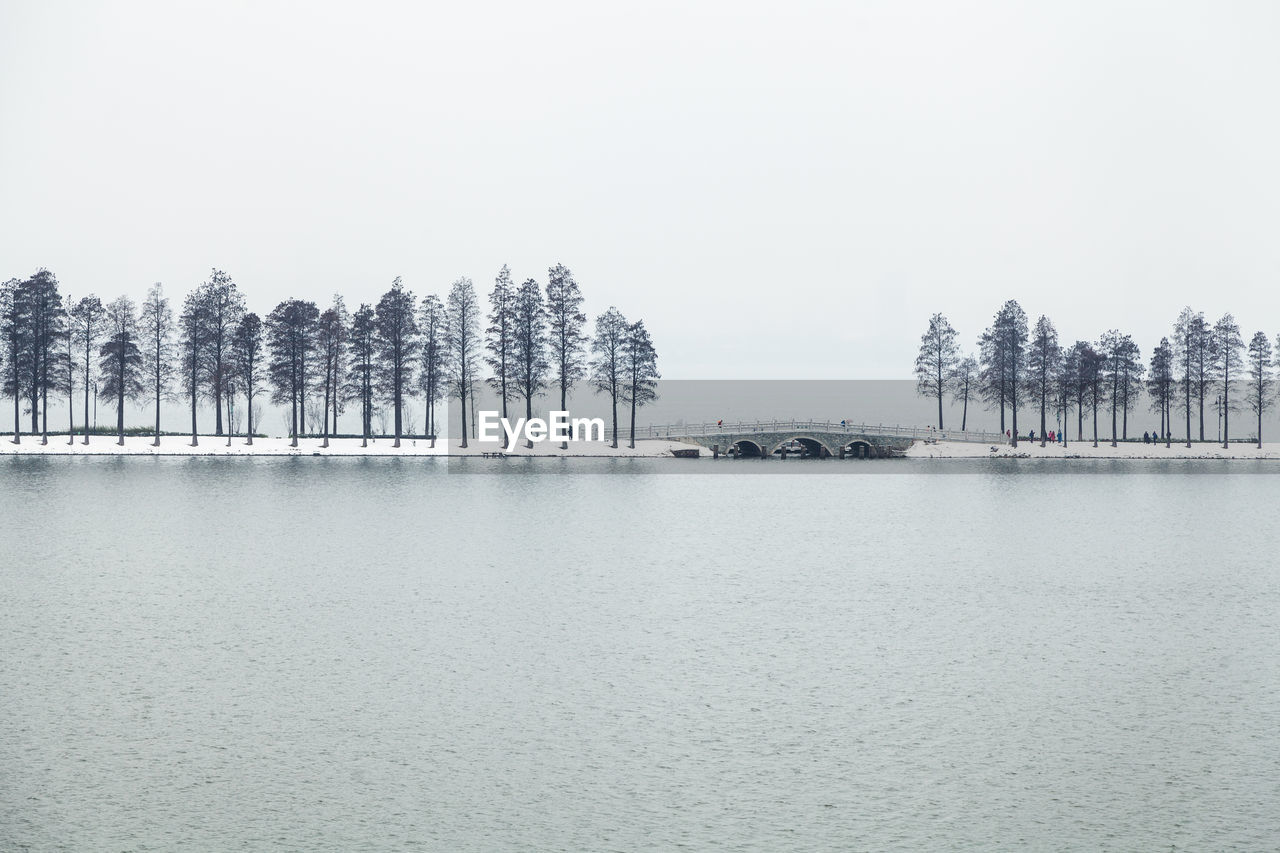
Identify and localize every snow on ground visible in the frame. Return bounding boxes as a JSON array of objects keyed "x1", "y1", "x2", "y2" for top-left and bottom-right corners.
[
  {"x1": 906, "y1": 438, "x2": 1280, "y2": 460},
  {"x1": 0, "y1": 435, "x2": 699, "y2": 458}
]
